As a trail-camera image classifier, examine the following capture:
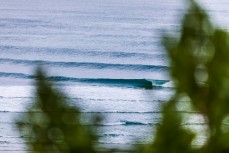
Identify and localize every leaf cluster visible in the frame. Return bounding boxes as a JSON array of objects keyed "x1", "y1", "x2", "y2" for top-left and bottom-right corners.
[
  {"x1": 16, "y1": 68, "x2": 99, "y2": 153},
  {"x1": 140, "y1": 0, "x2": 229, "y2": 153}
]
